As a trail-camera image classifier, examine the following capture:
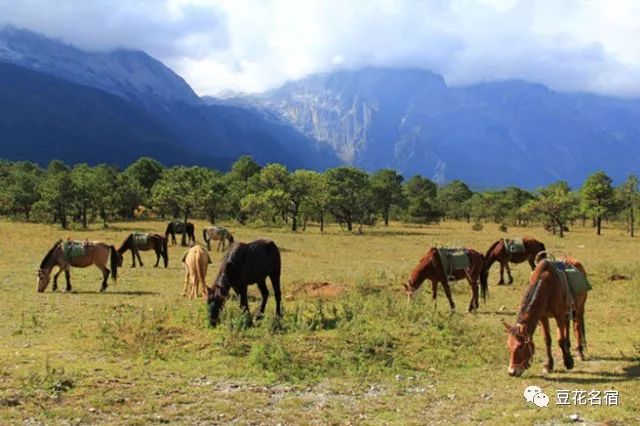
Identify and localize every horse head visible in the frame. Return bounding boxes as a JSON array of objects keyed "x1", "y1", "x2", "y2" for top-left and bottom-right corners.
[
  {"x1": 36, "y1": 268, "x2": 51, "y2": 293},
  {"x1": 503, "y1": 320, "x2": 535, "y2": 377}
]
